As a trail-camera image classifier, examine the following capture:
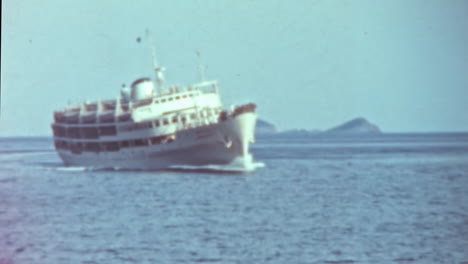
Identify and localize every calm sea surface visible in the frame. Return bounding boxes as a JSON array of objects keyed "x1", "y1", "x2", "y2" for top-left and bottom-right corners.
[{"x1": 1, "y1": 133, "x2": 467, "y2": 264}]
